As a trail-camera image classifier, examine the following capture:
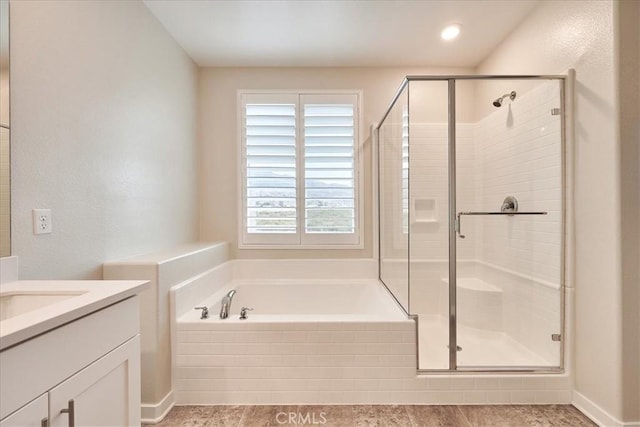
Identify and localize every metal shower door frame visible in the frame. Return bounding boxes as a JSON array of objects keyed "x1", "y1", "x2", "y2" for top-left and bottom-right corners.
[{"x1": 377, "y1": 74, "x2": 568, "y2": 373}]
